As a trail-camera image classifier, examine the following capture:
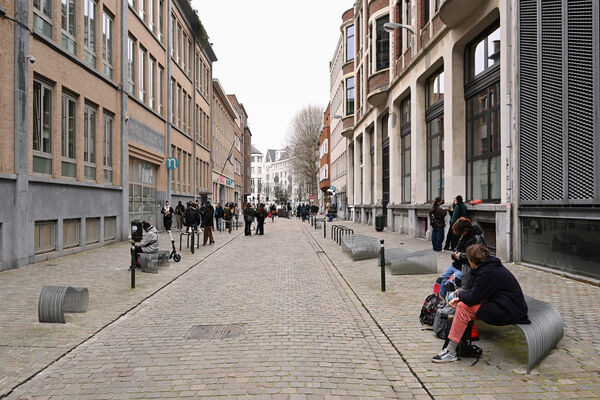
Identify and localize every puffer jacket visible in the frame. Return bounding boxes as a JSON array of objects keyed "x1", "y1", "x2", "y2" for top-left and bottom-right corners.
[
  {"x1": 140, "y1": 226, "x2": 159, "y2": 253},
  {"x1": 454, "y1": 225, "x2": 486, "y2": 264}
]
